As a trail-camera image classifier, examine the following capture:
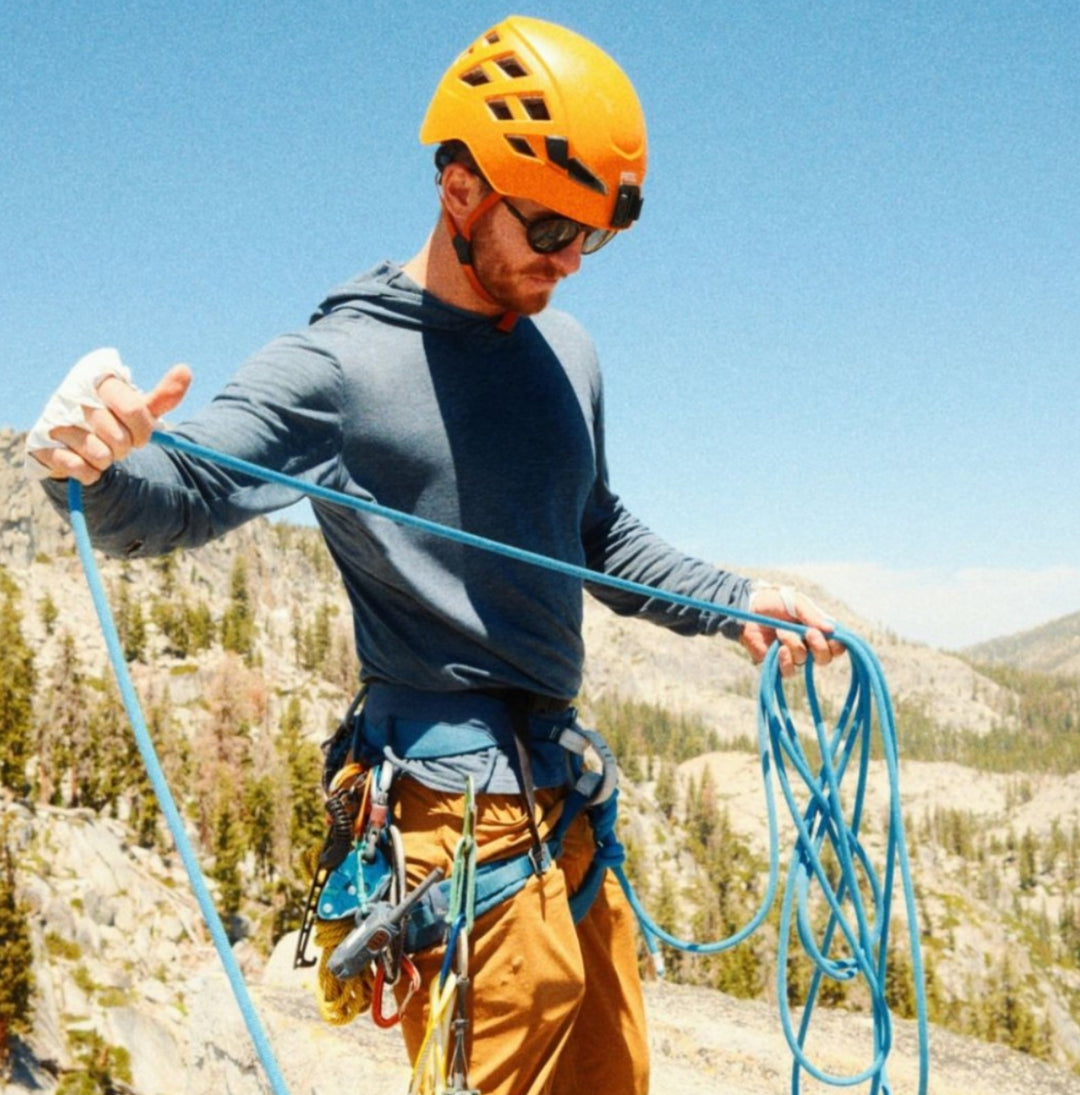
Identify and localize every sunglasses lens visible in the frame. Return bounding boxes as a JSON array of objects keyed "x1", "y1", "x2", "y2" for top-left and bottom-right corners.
[
  {"x1": 581, "y1": 228, "x2": 616, "y2": 255},
  {"x1": 504, "y1": 199, "x2": 617, "y2": 256},
  {"x1": 527, "y1": 217, "x2": 583, "y2": 254}
]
